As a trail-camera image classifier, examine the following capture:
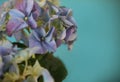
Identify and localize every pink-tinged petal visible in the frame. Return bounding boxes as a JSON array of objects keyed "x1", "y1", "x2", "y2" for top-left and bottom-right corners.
[
  {"x1": 14, "y1": 0, "x2": 26, "y2": 14},
  {"x1": 46, "y1": 27, "x2": 55, "y2": 42},
  {"x1": 15, "y1": 0, "x2": 33, "y2": 15},
  {"x1": 6, "y1": 18, "x2": 28, "y2": 36},
  {"x1": 56, "y1": 39, "x2": 63, "y2": 47},
  {"x1": 44, "y1": 39, "x2": 57, "y2": 52},
  {"x1": 65, "y1": 27, "x2": 76, "y2": 41},
  {"x1": 26, "y1": 0, "x2": 34, "y2": 16},
  {"x1": 67, "y1": 32, "x2": 77, "y2": 41},
  {"x1": 9, "y1": 9, "x2": 25, "y2": 18},
  {"x1": 32, "y1": 2, "x2": 41, "y2": 19},
  {"x1": 28, "y1": 14, "x2": 37, "y2": 28}
]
